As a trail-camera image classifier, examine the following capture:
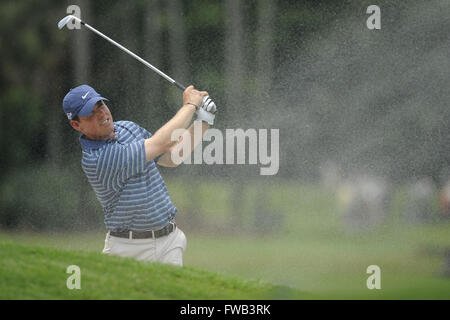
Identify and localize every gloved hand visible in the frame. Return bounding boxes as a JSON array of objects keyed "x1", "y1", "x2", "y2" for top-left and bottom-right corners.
[
  {"x1": 201, "y1": 96, "x2": 217, "y2": 113},
  {"x1": 196, "y1": 95, "x2": 217, "y2": 125}
]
